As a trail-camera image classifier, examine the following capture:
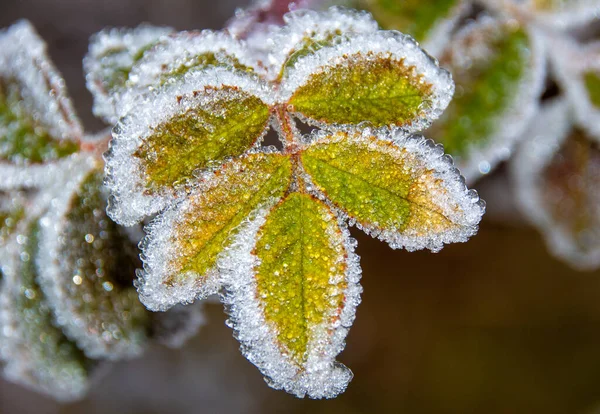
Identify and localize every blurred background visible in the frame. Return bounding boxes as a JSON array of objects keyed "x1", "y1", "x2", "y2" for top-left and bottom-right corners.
[{"x1": 3, "y1": 1, "x2": 600, "y2": 413}]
